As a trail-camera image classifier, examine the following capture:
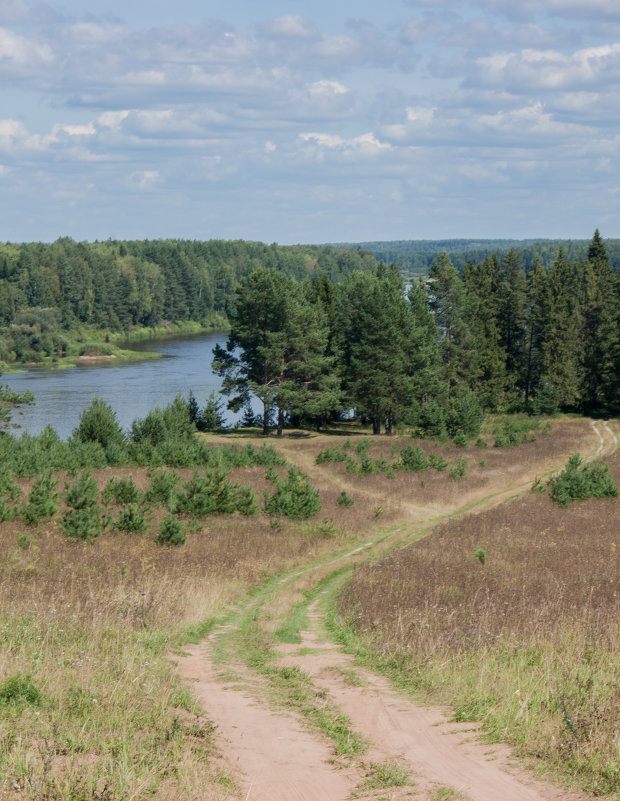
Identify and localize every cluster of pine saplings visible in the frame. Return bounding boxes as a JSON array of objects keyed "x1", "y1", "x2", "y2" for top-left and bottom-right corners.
[
  {"x1": 316, "y1": 439, "x2": 468, "y2": 479},
  {"x1": 0, "y1": 461, "x2": 323, "y2": 547}
]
